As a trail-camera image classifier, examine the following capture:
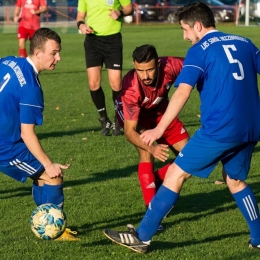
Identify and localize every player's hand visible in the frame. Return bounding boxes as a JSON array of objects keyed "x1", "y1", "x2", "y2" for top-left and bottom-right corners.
[
  {"x1": 140, "y1": 127, "x2": 164, "y2": 146},
  {"x1": 150, "y1": 144, "x2": 169, "y2": 162},
  {"x1": 30, "y1": 9, "x2": 38, "y2": 15},
  {"x1": 14, "y1": 16, "x2": 20, "y2": 23},
  {"x1": 109, "y1": 9, "x2": 121, "y2": 20},
  {"x1": 45, "y1": 163, "x2": 69, "y2": 179},
  {"x1": 79, "y1": 24, "x2": 94, "y2": 34}
]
